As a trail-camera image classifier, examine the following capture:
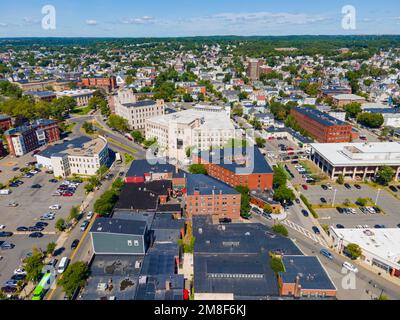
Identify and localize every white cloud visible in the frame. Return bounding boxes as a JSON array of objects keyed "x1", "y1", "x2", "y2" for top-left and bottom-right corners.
[
  {"x1": 86, "y1": 19, "x2": 98, "y2": 26},
  {"x1": 121, "y1": 16, "x2": 155, "y2": 25},
  {"x1": 0, "y1": 23, "x2": 8, "y2": 27},
  {"x1": 22, "y1": 17, "x2": 41, "y2": 25}
]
